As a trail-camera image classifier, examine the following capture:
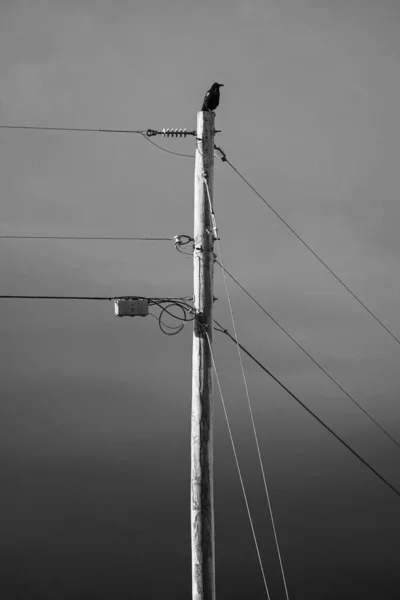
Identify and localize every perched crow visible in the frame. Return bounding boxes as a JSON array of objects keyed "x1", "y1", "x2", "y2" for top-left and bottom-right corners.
[{"x1": 202, "y1": 82, "x2": 224, "y2": 112}]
